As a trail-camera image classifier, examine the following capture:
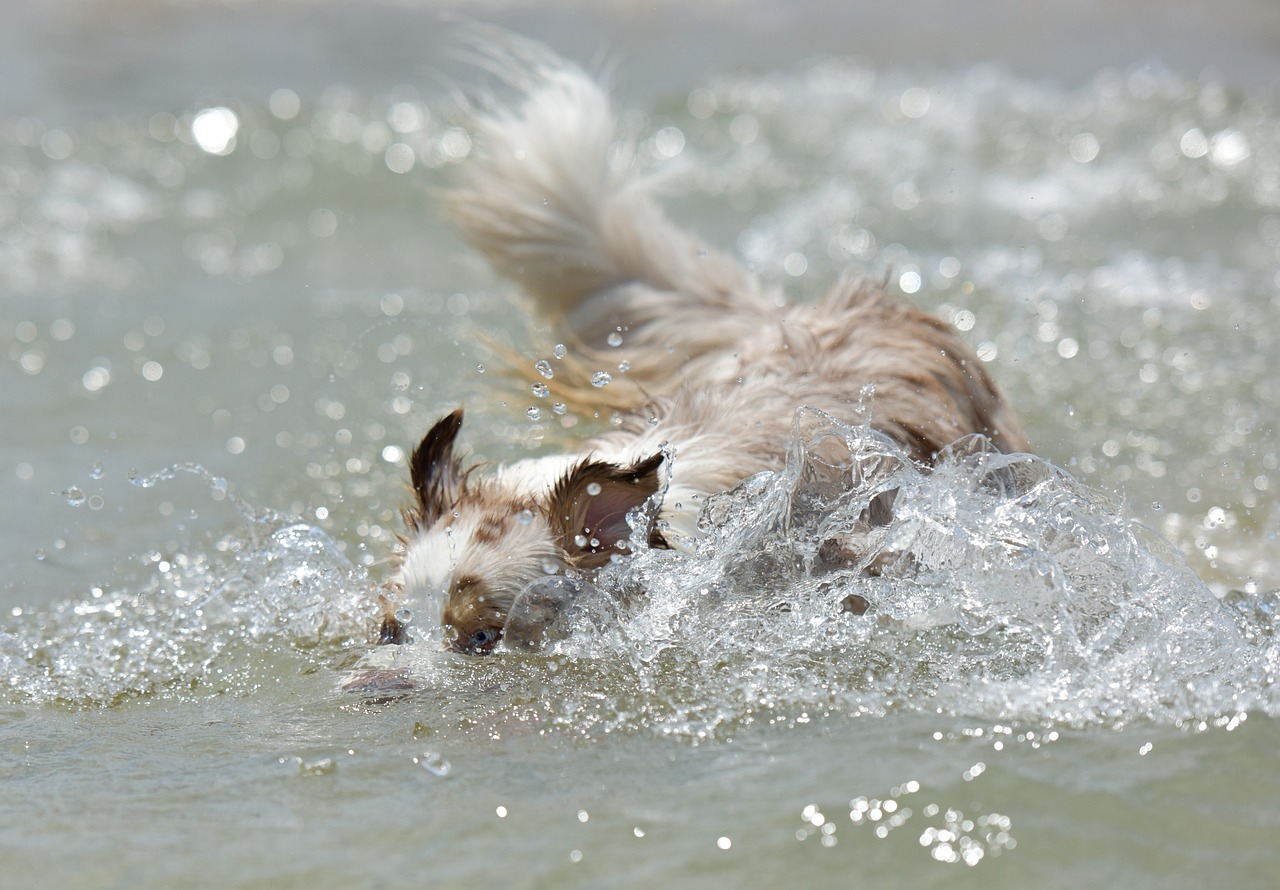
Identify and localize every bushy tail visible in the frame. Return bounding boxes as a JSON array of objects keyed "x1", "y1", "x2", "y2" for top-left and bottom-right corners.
[{"x1": 447, "y1": 61, "x2": 778, "y2": 370}]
